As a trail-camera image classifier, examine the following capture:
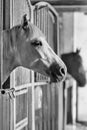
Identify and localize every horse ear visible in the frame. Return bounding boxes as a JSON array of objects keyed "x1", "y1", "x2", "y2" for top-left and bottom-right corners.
[
  {"x1": 21, "y1": 14, "x2": 28, "y2": 30},
  {"x1": 76, "y1": 48, "x2": 81, "y2": 54}
]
